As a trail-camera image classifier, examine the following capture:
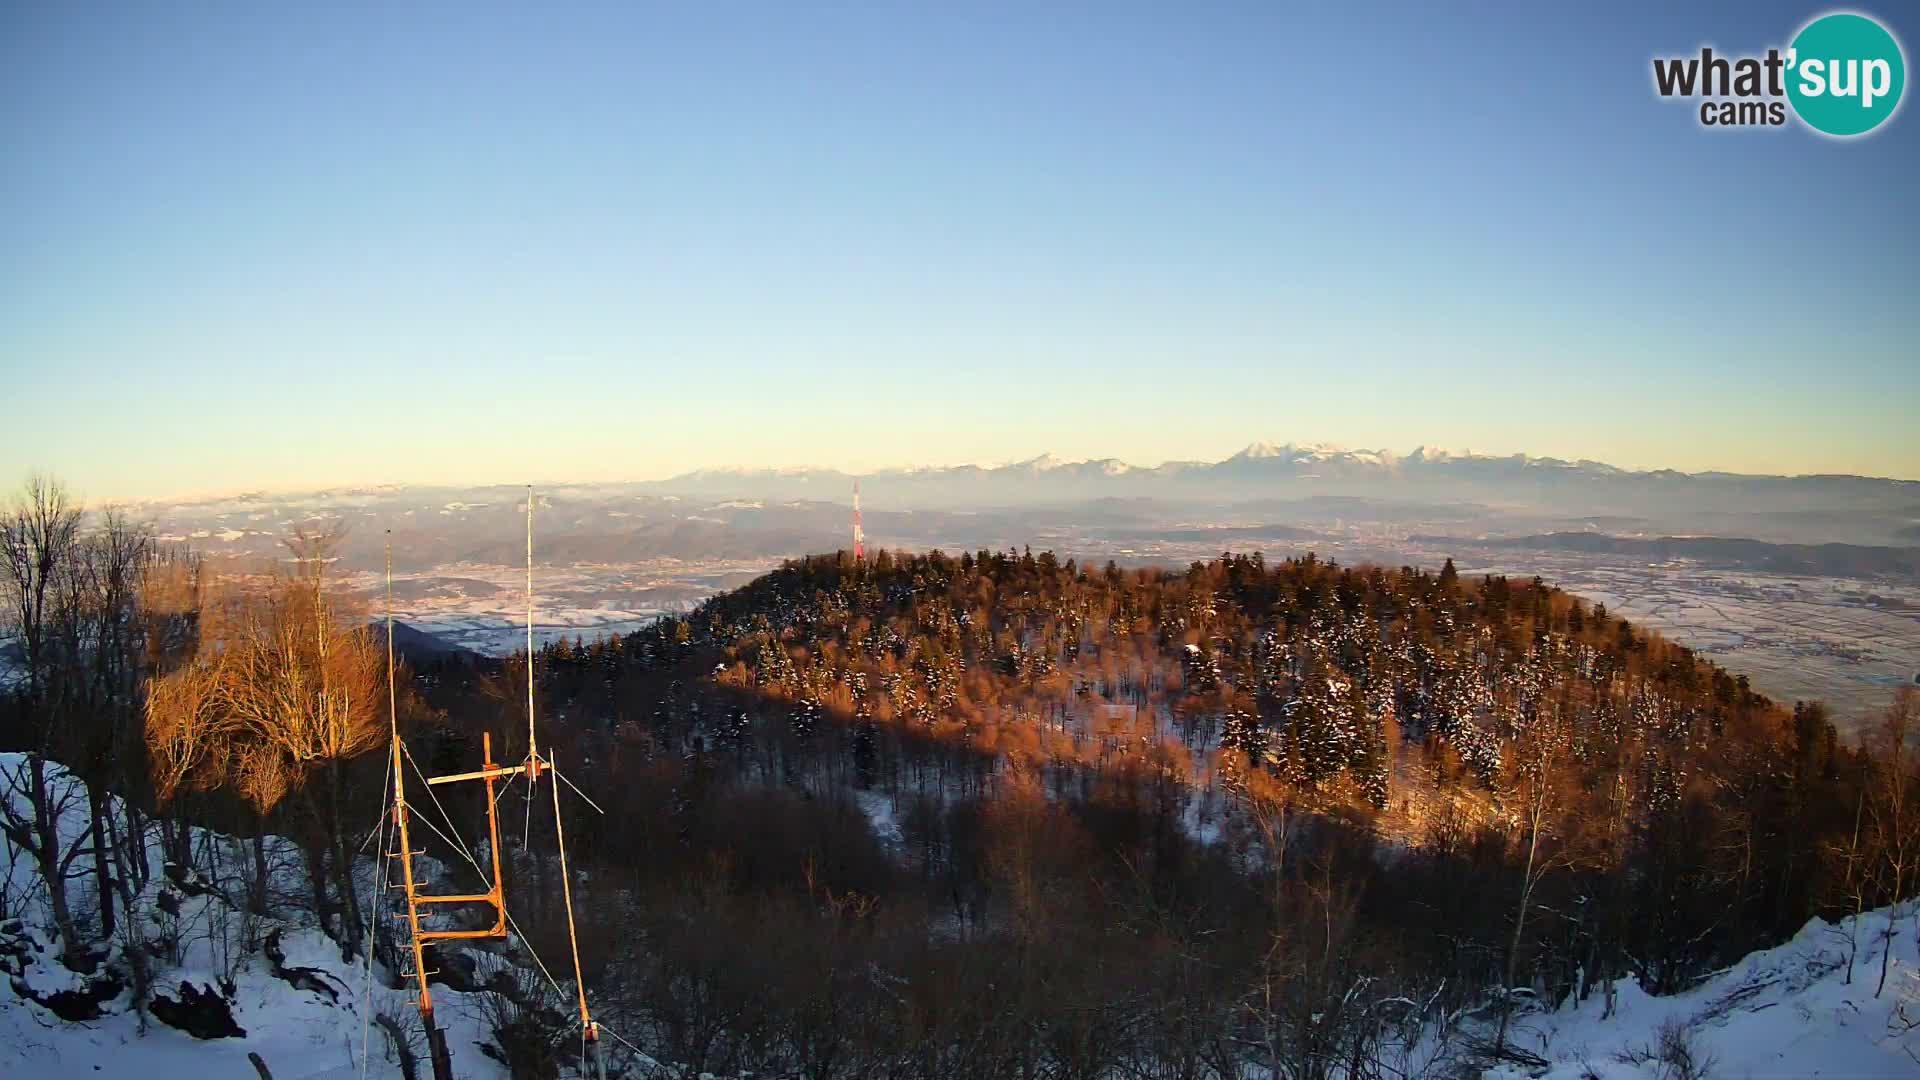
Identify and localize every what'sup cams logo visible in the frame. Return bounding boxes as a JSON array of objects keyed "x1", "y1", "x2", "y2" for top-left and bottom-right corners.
[{"x1": 1653, "y1": 10, "x2": 1906, "y2": 136}]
